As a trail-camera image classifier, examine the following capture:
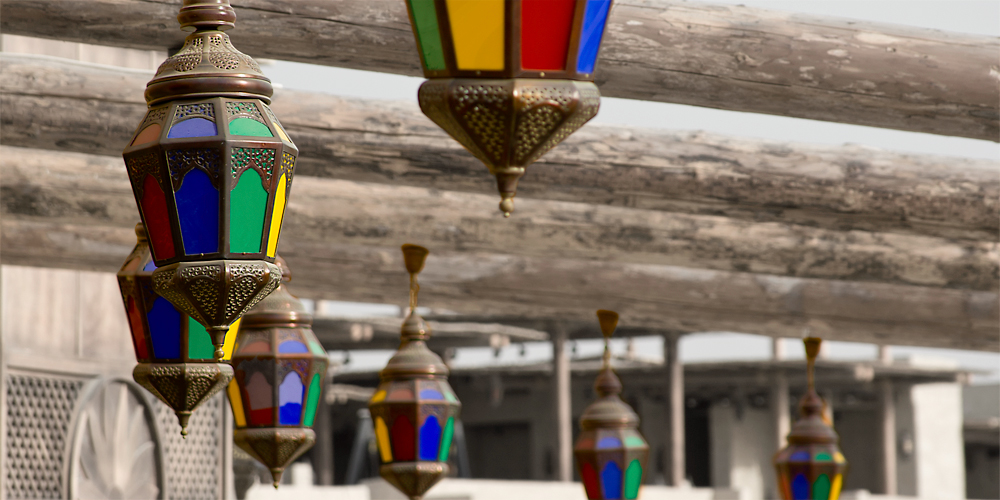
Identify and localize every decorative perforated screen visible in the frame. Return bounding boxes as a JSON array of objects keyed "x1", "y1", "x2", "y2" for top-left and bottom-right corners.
[{"x1": 155, "y1": 394, "x2": 226, "y2": 500}]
